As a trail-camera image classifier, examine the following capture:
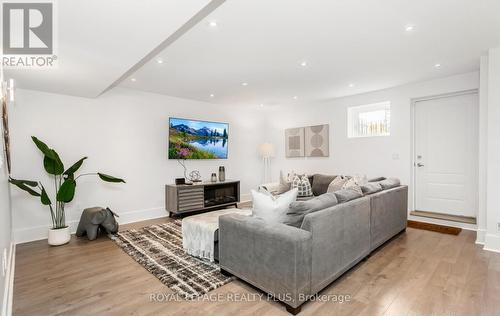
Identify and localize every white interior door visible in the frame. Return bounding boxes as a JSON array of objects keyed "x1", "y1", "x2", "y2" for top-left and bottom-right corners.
[{"x1": 414, "y1": 93, "x2": 478, "y2": 217}]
